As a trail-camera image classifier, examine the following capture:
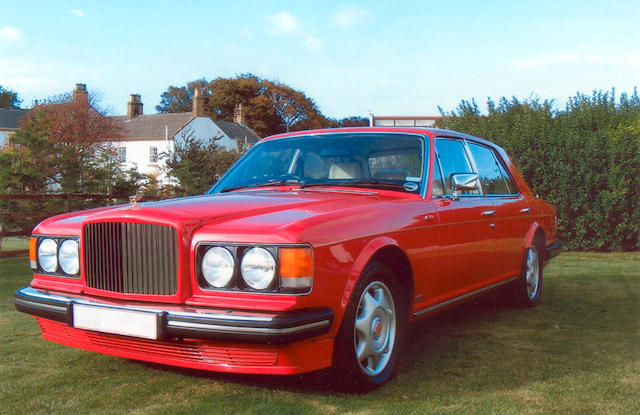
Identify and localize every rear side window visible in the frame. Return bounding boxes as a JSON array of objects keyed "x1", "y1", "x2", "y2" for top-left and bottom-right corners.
[
  {"x1": 435, "y1": 139, "x2": 476, "y2": 195},
  {"x1": 467, "y1": 142, "x2": 518, "y2": 195},
  {"x1": 495, "y1": 158, "x2": 518, "y2": 194},
  {"x1": 467, "y1": 143, "x2": 509, "y2": 195}
]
